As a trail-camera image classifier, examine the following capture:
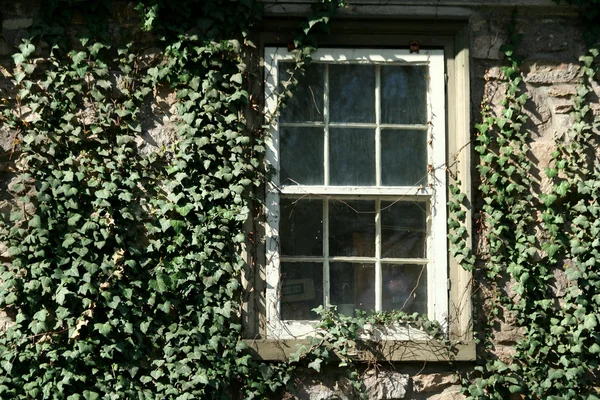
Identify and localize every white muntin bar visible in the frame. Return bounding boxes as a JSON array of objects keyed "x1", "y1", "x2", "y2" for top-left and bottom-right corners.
[
  {"x1": 323, "y1": 64, "x2": 330, "y2": 187},
  {"x1": 375, "y1": 198, "x2": 382, "y2": 311},
  {"x1": 375, "y1": 64, "x2": 382, "y2": 187},
  {"x1": 323, "y1": 64, "x2": 330, "y2": 309},
  {"x1": 278, "y1": 186, "x2": 432, "y2": 197},
  {"x1": 323, "y1": 199, "x2": 330, "y2": 308},
  {"x1": 280, "y1": 256, "x2": 430, "y2": 264},
  {"x1": 279, "y1": 122, "x2": 428, "y2": 130}
]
